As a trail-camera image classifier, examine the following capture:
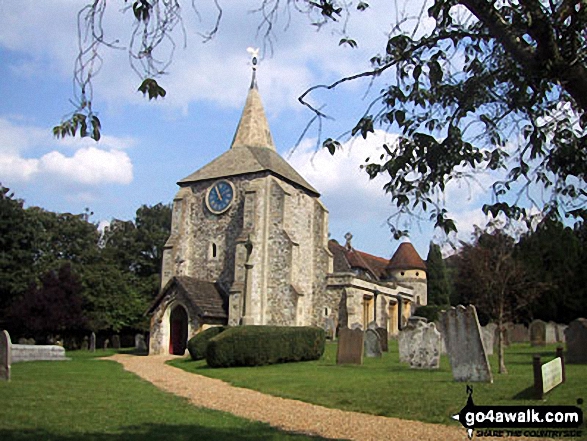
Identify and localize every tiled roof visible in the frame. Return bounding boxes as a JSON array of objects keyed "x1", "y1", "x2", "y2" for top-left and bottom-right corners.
[
  {"x1": 148, "y1": 276, "x2": 228, "y2": 320},
  {"x1": 328, "y1": 240, "x2": 387, "y2": 280},
  {"x1": 387, "y1": 242, "x2": 427, "y2": 271}
]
